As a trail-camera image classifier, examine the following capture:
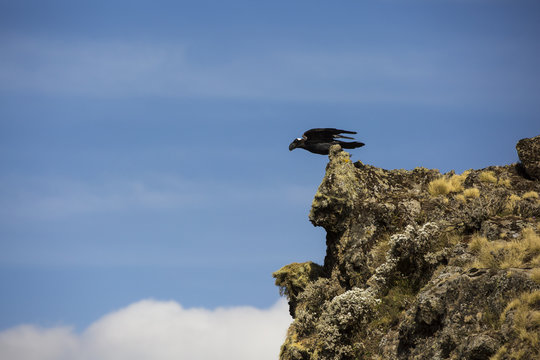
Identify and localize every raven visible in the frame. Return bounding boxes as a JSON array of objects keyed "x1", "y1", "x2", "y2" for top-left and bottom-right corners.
[{"x1": 289, "y1": 128, "x2": 365, "y2": 155}]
